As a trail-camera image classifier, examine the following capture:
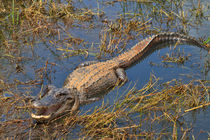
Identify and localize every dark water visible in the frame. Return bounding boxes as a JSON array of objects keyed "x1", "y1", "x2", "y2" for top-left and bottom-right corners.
[
  {"x1": 81, "y1": 0, "x2": 210, "y2": 136},
  {"x1": 76, "y1": 1, "x2": 210, "y2": 139},
  {"x1": 0, "y1": 0, "x2": 209, "y2": 139}
]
